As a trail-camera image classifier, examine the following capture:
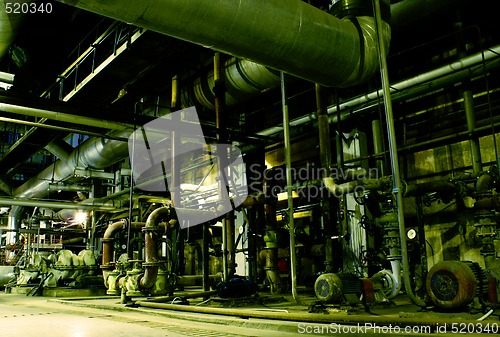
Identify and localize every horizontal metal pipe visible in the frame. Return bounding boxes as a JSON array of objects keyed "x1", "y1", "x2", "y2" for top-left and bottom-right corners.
[
  {"x1": 13, "y1": 131, "x2": 131, "y2": 198},
  {"x1": 140, "y1": 290, "x2": 218, "y2": 303},
  {"x1": 134, "y1": 301, "x2": 497, "y2": 328},
  {"x1": 258, "y1": 44, "x2": 500, "y2": 137},
  {"x1": 47, "y1": 183, "x2": 91, "y2": 193},
  {"x1": 44, "y1": 140, "x2": 73, "y2": 162},
  {"x1": 0, "y1": 197, "x2": 118, "y2": 211},
  {"x1": 0, "y1": 116, "x2": 129, "y2": 141},
  {"x1": 0, "y1": 102, "x2": 134, "y2": 131},
  {"x1": 57, "y1": 0, "x2": 390, "y2": 87},
  {"x1": 177, "y1": 274, "x2": 223, "y2": 287}
]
